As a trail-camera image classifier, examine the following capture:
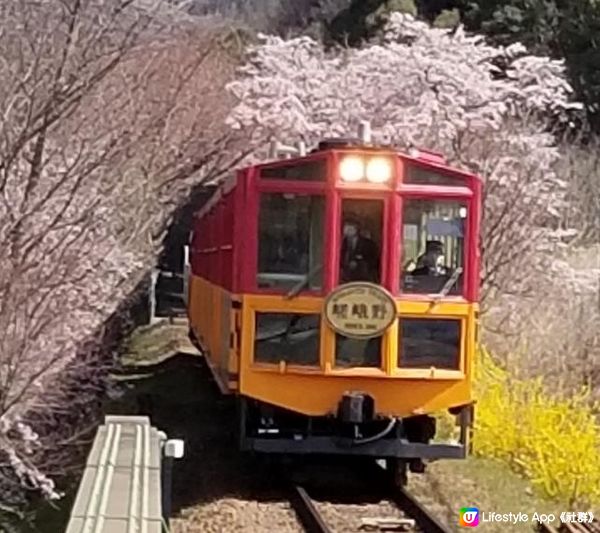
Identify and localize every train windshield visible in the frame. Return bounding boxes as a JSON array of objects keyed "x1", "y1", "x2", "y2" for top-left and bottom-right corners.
[
  {"x1": 336, "y1": 198, "x2": 384, "y2": 368},
  {"x1": 257, "y1": 193, "x2": 325, "y2": 291},
  {"x1": 405, "y1": 164, "x2": 465, "y2": 186},
  {"x1": 339, "y1": 199, "x2": 383, "y2": 284},
  {"x1": 401, "y1": 199, "x2": 467, "y2": 295}
]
